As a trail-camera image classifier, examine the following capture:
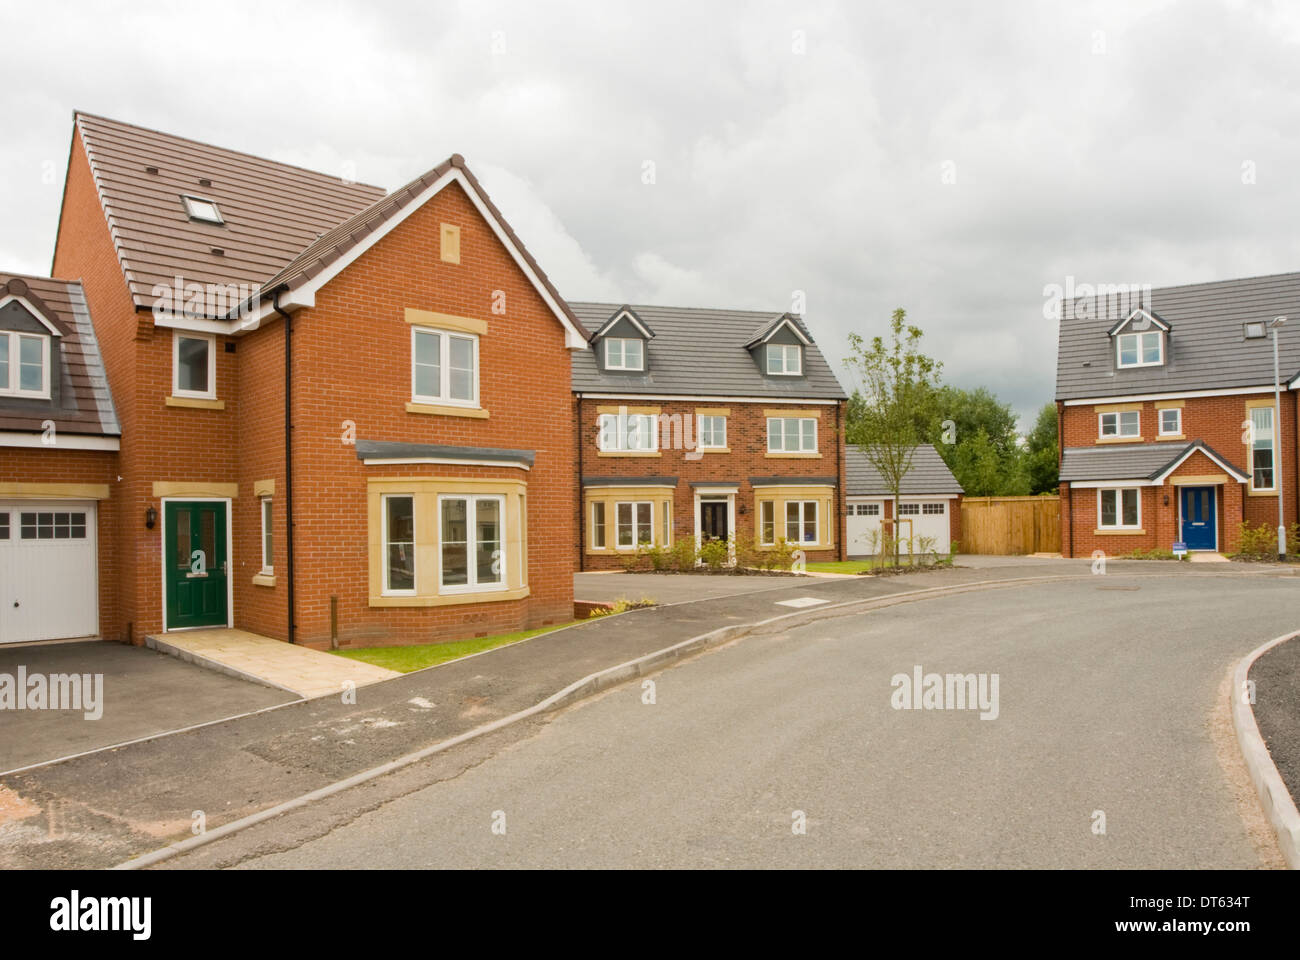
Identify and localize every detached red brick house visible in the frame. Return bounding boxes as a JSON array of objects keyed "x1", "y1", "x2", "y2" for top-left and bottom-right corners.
[
  {"x1": 1056, "y1": 274, "x2": 1300, "y2": 558},
  {"x1": 2, "y1": 112, "x2": 588, "y2": 647},
  {"x1": 569, "y1": 303, "x2": 848, "y2": 567}
]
